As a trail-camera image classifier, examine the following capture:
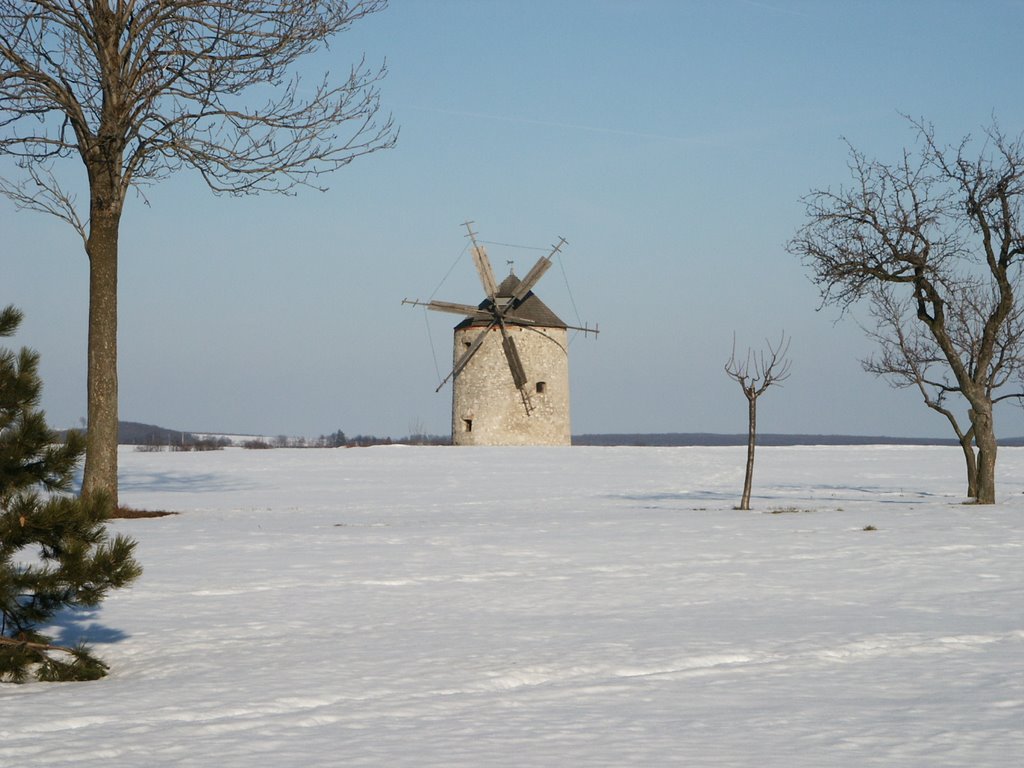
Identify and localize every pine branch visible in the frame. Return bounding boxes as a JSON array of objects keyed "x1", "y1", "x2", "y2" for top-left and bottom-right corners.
[{"x1": 0, "y1": 634, "x2": 75, "y2": 655}]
